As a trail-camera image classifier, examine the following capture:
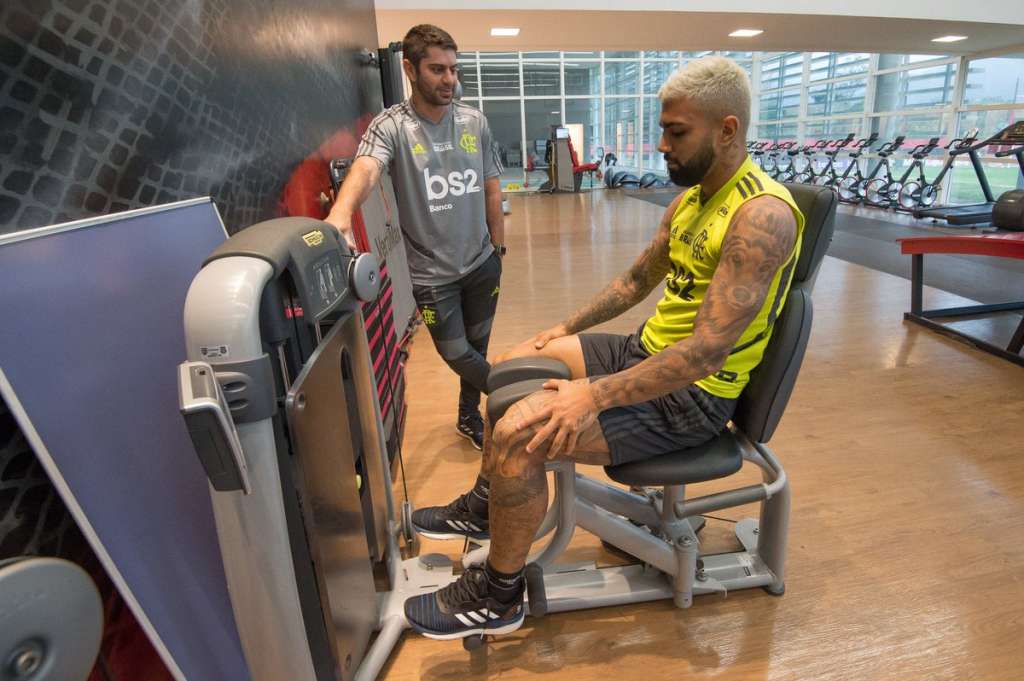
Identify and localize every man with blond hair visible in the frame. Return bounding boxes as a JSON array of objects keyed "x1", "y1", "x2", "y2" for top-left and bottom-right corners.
[{"x1": 403, "y1": 56, "x2": 805, "y2": 640}]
